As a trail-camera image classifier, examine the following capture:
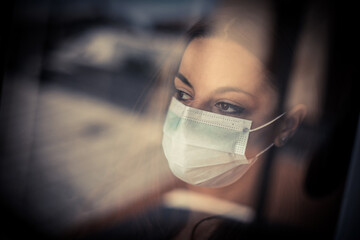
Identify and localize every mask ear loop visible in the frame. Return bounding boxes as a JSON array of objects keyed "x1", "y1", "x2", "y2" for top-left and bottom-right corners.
[
  {"x1": 249, "y1": 113, "x2": 286, "y2": 133},
  {"x1": 246, "y1": 113, "x2": 286, "y2": 163},
  {"x1": 247, "y1": 143, "x2": 274, "y2": 164}
]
